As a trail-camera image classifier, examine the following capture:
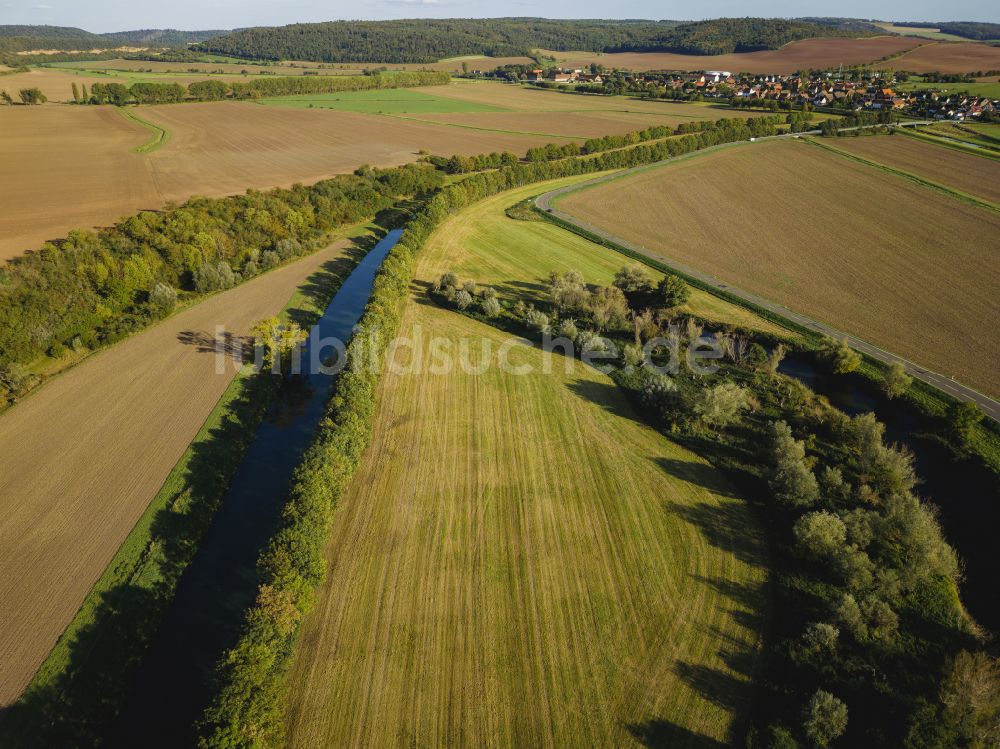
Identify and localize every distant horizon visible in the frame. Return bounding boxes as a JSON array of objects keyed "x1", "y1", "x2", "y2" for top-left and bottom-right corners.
[{"x1": 1, "y1": 3, "x2": 998, "y2": 36}]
